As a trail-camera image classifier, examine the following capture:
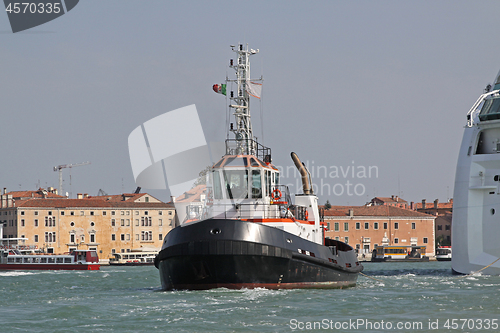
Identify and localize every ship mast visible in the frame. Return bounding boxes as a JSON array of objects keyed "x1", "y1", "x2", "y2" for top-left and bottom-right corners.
[{"x1": 227, "y1": 44, "x2": 260, "y2": 155}]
